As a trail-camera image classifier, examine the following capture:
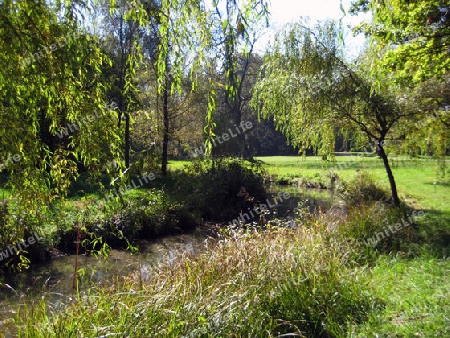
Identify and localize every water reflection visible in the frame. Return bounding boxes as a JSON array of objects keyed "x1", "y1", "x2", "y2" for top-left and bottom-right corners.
[
  {"x1": 266, "y1": 185, "x2": 337, "y2": 218},
  {"x1": 0, "y1": 233, "x2": 206, "y2": 330}
]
